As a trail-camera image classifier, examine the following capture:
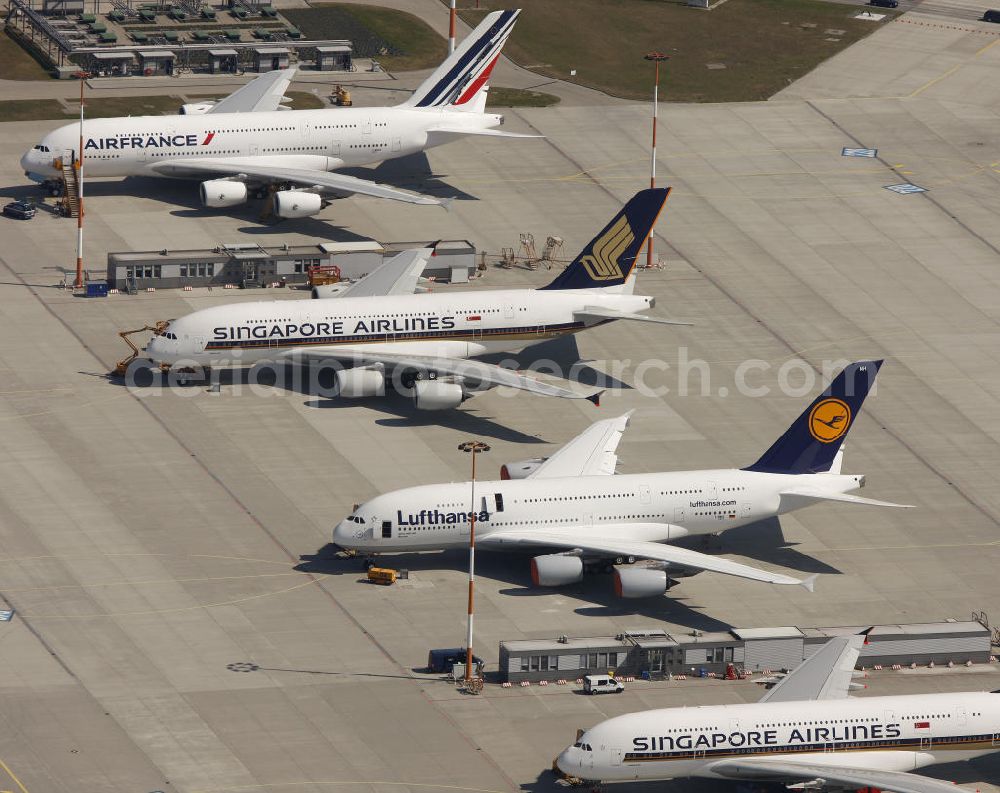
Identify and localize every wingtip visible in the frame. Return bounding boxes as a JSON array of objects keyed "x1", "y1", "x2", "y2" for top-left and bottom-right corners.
[
  {"x1": 586, "y1": 390, "x2": 605, "y2": 407},
  {"x1": 801, "y1": 574, "x2": 819, "y2": 593},
  {"x1": 439, "y1": 196, "x2": 456, "y2": 212}
]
